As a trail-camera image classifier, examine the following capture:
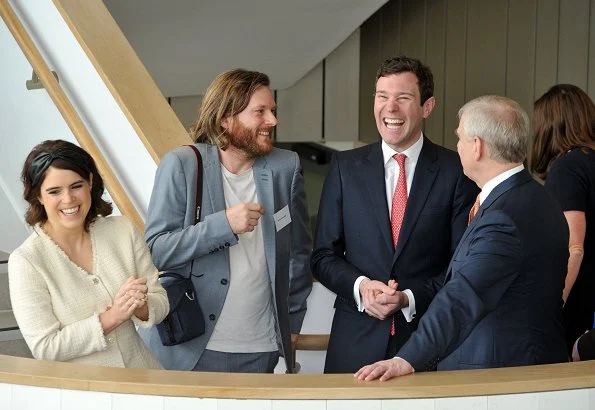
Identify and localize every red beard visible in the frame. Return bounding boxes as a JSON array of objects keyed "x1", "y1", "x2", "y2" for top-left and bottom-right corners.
[{"x1": 227, "y1": 121, "x2": 273, "y2": 158}]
